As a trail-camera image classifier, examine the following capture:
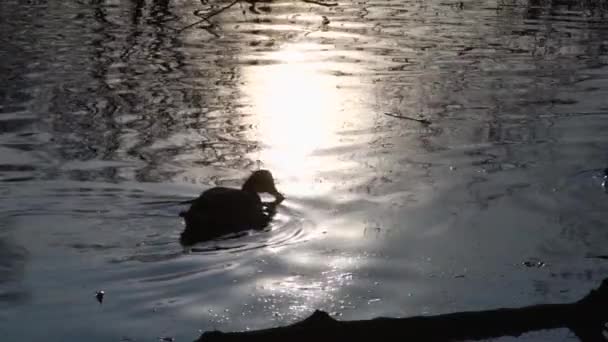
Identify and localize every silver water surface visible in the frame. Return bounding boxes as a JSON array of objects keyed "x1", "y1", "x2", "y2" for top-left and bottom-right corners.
[{"x1": 2, "y1": 0, "x2": 608, "y2": 341}]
